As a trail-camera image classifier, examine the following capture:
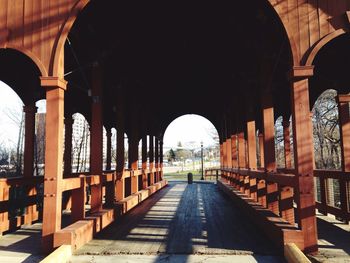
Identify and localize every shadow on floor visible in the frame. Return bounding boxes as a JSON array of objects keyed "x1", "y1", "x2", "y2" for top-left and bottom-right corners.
[{"x1": 75, "y1": 181, "x2": 283, "y2": 262}]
